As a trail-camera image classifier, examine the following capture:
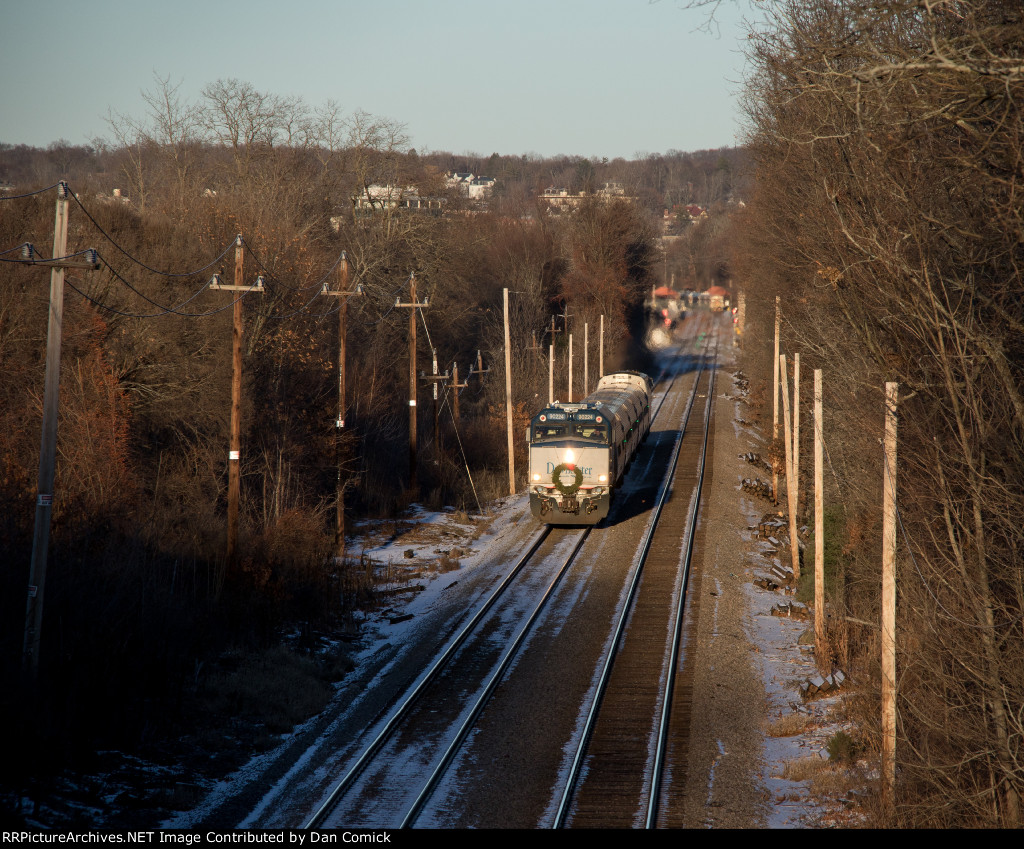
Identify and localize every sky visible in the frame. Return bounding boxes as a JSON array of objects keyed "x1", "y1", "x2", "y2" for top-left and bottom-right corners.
[{"x1": 1, "y1": 0, "x2": 753, "y2": 161}]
